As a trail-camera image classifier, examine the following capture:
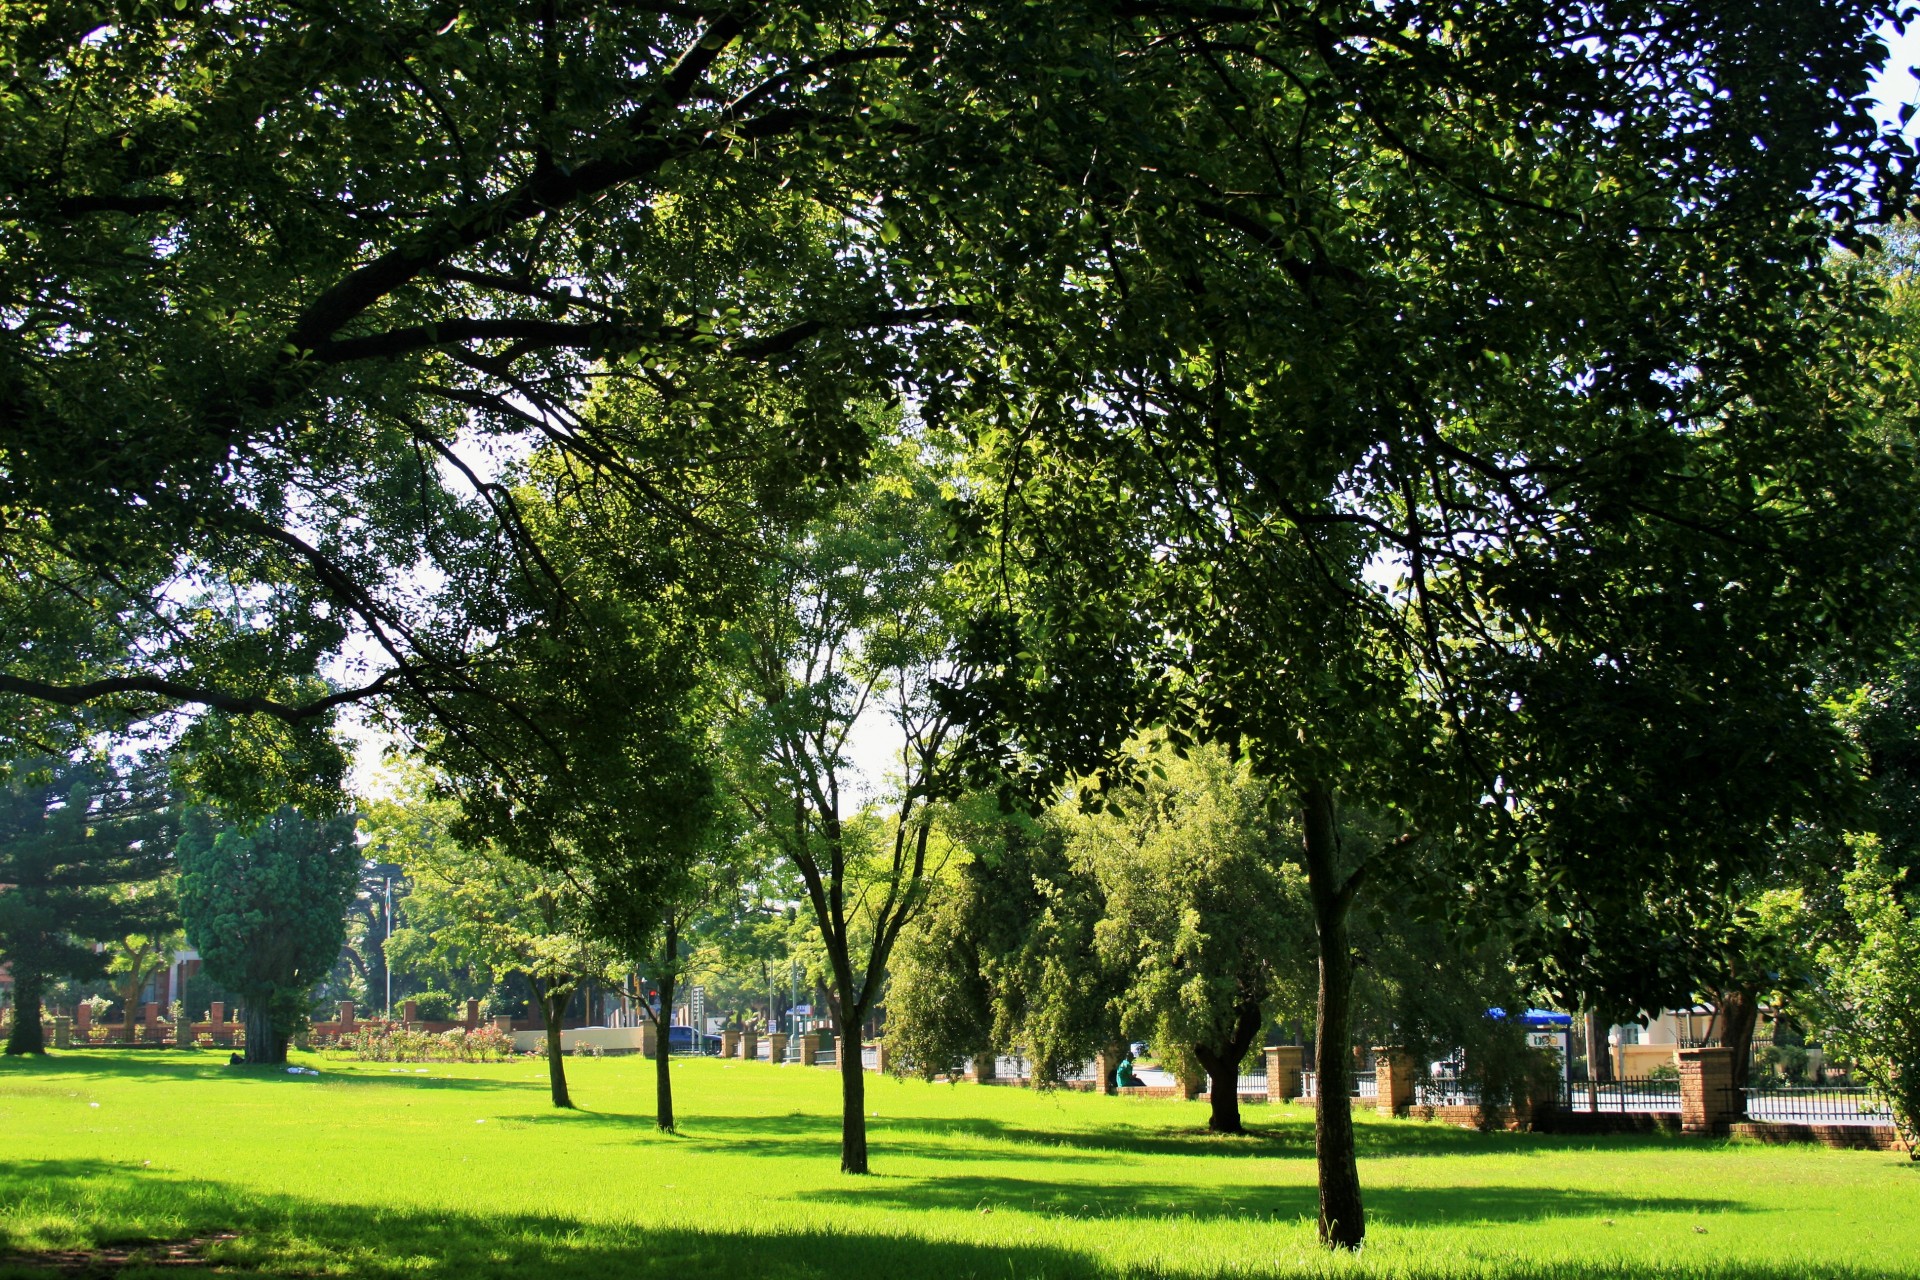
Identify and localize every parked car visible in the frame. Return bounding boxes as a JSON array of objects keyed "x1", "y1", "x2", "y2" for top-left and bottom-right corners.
[{"x1": 666, "y1": 1025, "x2": 721, "y2": 1055}]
